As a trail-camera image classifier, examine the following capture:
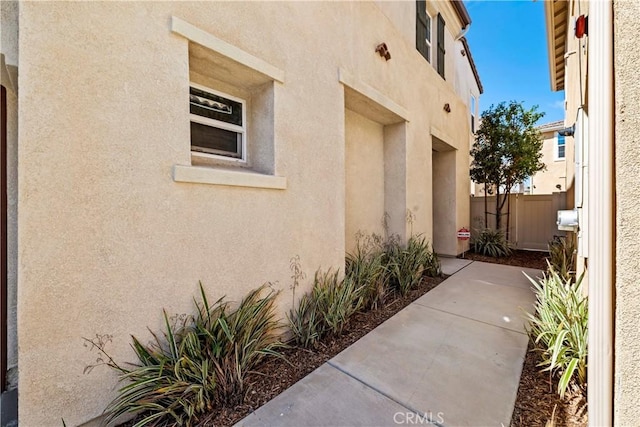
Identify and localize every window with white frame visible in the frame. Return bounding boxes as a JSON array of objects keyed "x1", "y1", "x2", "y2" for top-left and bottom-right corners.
[
  {"x1": 470, "y1": 95, "x2": 476, "y2": 133},
  {"x1": 425, "y1": 12, "x2": 432, "y2": 63},
  {"x1": 189, "y1": 84, "x2": 246, "y2": 160},
  {"x1": 416, "y1": 1, "x2": 432, "y2": 63},
  {"x1": 556, "y1": 132, "x2": 566, "y2": 160}
]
